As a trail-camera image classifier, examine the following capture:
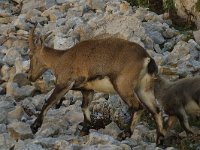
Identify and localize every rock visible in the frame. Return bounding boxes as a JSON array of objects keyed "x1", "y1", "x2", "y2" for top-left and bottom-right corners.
[
  {"x1": 0, "y1": 24, "x2": 15, "y2": 36},
  {"x1": 99, "y1": 121, "x2": 121, "y2": 139},
  {"x1": 15, "y1": 59, "x2": 30, "y2": 74},
  {"x1": 164, "y1": 41, "x2": 191, "y2": 65},
  {"x1": 174, "y1": 0, "x2": 200, "y2": 29},
  {"x1": 33, "y1": 137, "x2": 58, "y2": 148},
  {"x1": 165, "y1": 147, "x2": 178, "y2": 150},
  {"x1": 3, "y1": 48, "x2": 21, "y2": 66},
  {"x1": 148, "y1": 31, "x2": 165, "y2": 44},
  {"x1": 7, "y1": 105, "x2": 24, "y2": 122},
  {"x1": 0, "y1": 109, "x2": 7, "y2": 124},
  {"x1": 22, "y1": 98, "x2": 37, "y2": 116},
  {"x1": 86, "y1": 132, "x2": 120, "y2": 145},
  {"x1": 7, "y1": 121, "x2": 33, "y2": 140},
  {"x1": 0, "y1": 133, "x2": 16, "y2": 149},
  {"x1": 54, "y1": 36, "x2": 77, "y2": 50},
  {"x1": 21, "y1": 0, "x2": 46, "y2": 14},
  {"x1": 119, "y1": 1, "x2": 132, "y2": 15},
  {"x1": 13, "y1": 14, "x2": 29, "y2": 30},
  {"x1": 162, "y1": 28, "x2": 177, "y2": 39},
  {"x1": 12, "y1": 73, "x2": 30, "y2": 87},
  {"x1": 87, "y1": 0, "x2": 106, "y2": 11},
  {"x1": 13, "y1": 140, "x2": 46, "y2": 150},
  {"x1": 56, "y1": 0, "x2": 68, "y2": 4},
  {"x1": 0, "y1": 124, "x2": 6, "y2": 134},
  {"x1": 6, "y1": 82, "x2": 36, "y2": 100},
  {"x1": 193, "y1": 30, "x2": 200, "y2": 45}
]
